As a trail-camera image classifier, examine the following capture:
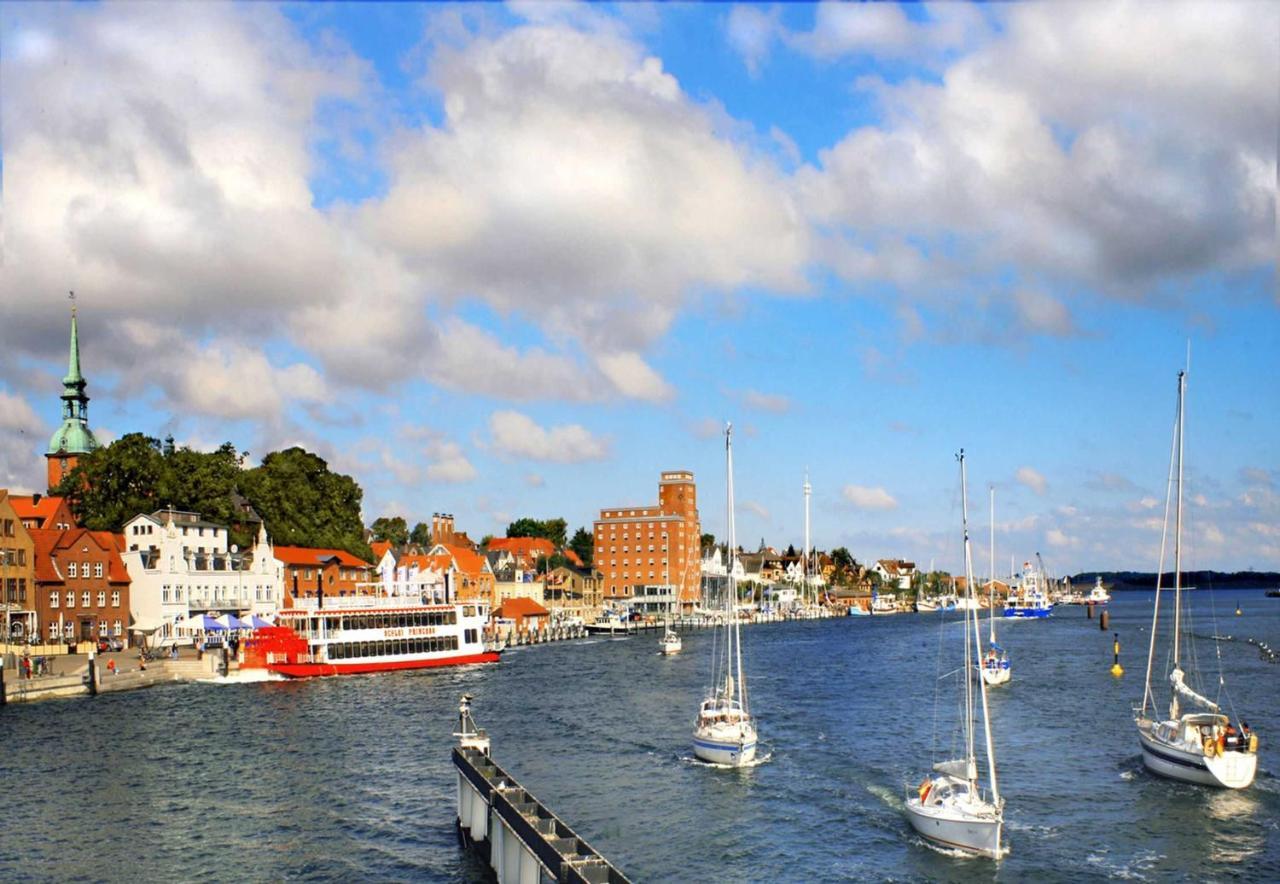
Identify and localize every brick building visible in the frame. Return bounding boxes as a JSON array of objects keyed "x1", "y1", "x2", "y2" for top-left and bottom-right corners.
[
  {"x1": 0, "y1": 490, "x2": 38, "y2": 642},
  {"x1": 31, "y1": 527, "x2": 131, "y2": 646},
  {"x1": 274, "y1": 546, "x2": 373, "y2": 605},
  {"x1": 593, "y1": 471, "x2": 701, "y2": 608}
]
